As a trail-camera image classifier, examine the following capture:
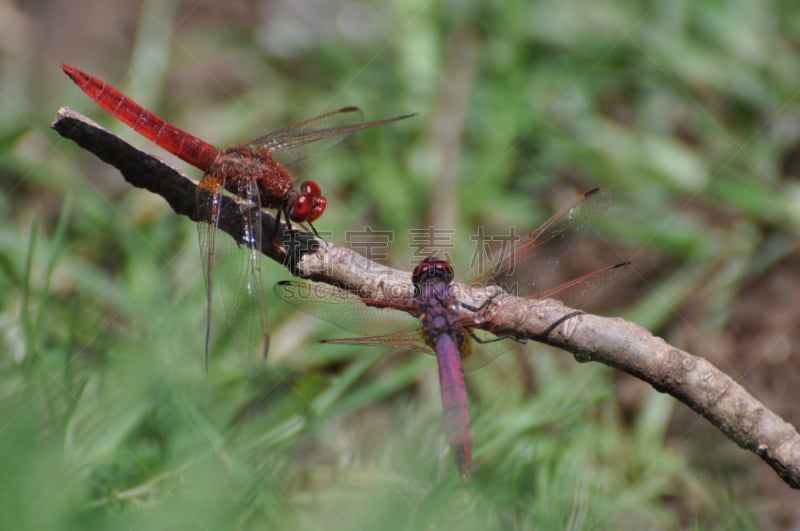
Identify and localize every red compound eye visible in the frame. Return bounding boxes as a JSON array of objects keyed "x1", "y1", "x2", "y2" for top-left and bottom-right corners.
[
  {"x1": 289, "y1": 194, "x2": 313, "y2": 221},
  {"x1": 299, "y1": 180, "x2": 321, "y2": 197},
  {"x1": 307, "y1": 196, "x2": 326, "y2": 222}
]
